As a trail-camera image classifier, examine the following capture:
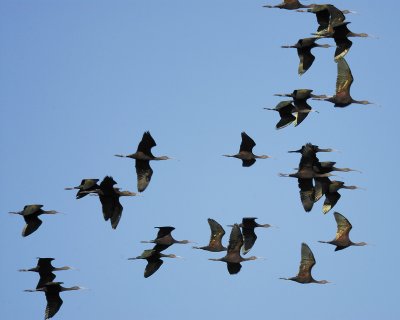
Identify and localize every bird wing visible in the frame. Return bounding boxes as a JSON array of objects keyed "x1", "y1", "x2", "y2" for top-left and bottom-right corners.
[
  {"x1": 110, "y1": 198, "x2": 123, "y2": 229},
  {"x1": 336, "y1": 58, "x2": 353, "y2": 96},
  {"x1": 207, "y1": 218, "x2": 226, "y2": 248},
  {"x1": 242, "y1": 159, "x2": 256, "y2": 167},
  {"x1": 155, "y1": 226, "x2": 175, "y2": 239},
  {"x1": 277, "y1": 106, "x2": 296, "y2": 129},
  {"x1": 137, "y1": 131, "x2": 156, "y2": 157},
  {"x1": 314, "y1": 177, "x2": 331, "y2": 202},
  {"x1": 323, "y1": 192, "x2": 341, "y2": 214},
  {"x1": 45, "y1": 292, "x2": 63, "y2": 320},
  {"x1": 37, "y1": 258, "x2": 54, "y2": 269},
  {"x1": 135, "y1": 160, "x2": 153, "y2": 192},
  {"x1": 293, "y1": 100, "x2": 312, "y2": 126},
  {"x1": 333, "y1": 212, "x2": 352, "y2": 241},
  {"x1": 239, "y1": 132, "x2": 256, "y2": 153},
  {"x1": 227, "y1": 262, "x2": 242, "y2": 275},
  {"x1": 327, "y1": 5, "x2": 345, "y2": 29},
  {"x1": 37, "y1": 271, "x2": 56, "y2": 289},
  {"x1": 227, "y1": 224, "x2": 244, "y2": 254},
  {"x1": 298, "y1": 47, "x2": 315, "y2": 75},
  {"x1": 314, "y1": 7, "x2": 330, "y2": 31},
  {"x1": 297, "y1": 243, "x2": 316, "y2": 278},
  {"x1": 241, "y1": 227, "x2": 257, "y2": 255},
  {"x1": 334, "y1": 37, "x2": 352, "y2": 61},
  {"x1": 298, "y1": 178, "x2": 315, "y2": 212},
  {"x1": 99, "y1": 195, "x2": 113, "y2": 221},
  {"x1": 144, "y1": 258, "x2": 164, "y2": 278},
  {"x1": 22, "y1": 215, "x2": 43, "y2": 237}
]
